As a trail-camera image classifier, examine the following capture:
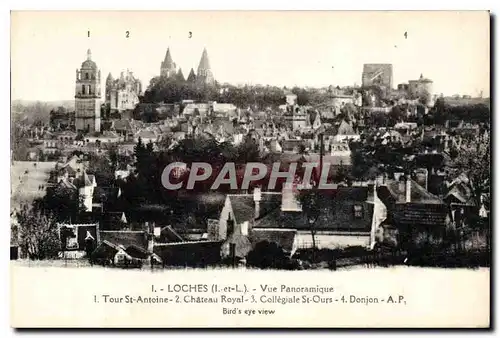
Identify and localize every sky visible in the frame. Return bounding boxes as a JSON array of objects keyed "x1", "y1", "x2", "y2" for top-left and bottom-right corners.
[{"x1": 11, "y1": 11, "x2": 490, "y2": 101}]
